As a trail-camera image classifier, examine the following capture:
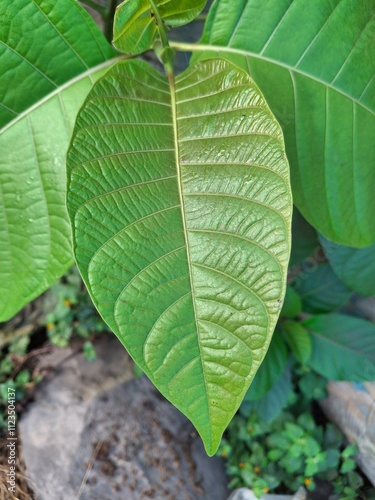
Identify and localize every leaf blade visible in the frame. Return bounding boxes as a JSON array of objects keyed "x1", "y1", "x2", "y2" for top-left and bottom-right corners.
[
  {"x1": 194, "y1": 0, "x2": 375, "y2": 246},
  {"x1": 0, "y1": 60, "x2": 119, "y2": 321},
  {"x1": 0, "y1": 0, "x2": 116, "y2": 127},
  {"x1": 304, "y1": 314, "x2": 375, "y2": 381},
  {"x1": 67, "y1": 58, "x2": 292, "y2": 455}
]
